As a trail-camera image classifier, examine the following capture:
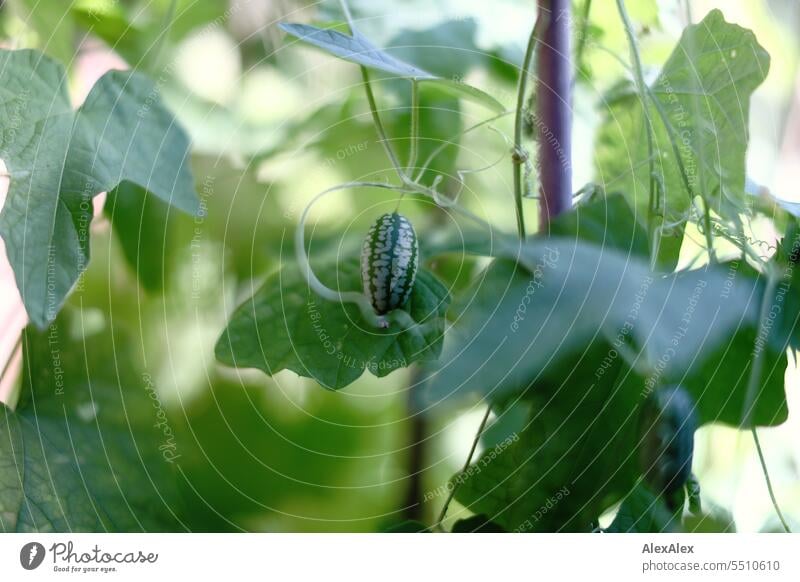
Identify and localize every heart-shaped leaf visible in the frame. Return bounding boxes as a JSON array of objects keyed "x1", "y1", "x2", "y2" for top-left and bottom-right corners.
[
  {"x1": 279, "y1": 22, "x2": 504, "y2": 113},
  {"x1": 216, "y1": 260, "x2": 450, "y2": 389}
]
